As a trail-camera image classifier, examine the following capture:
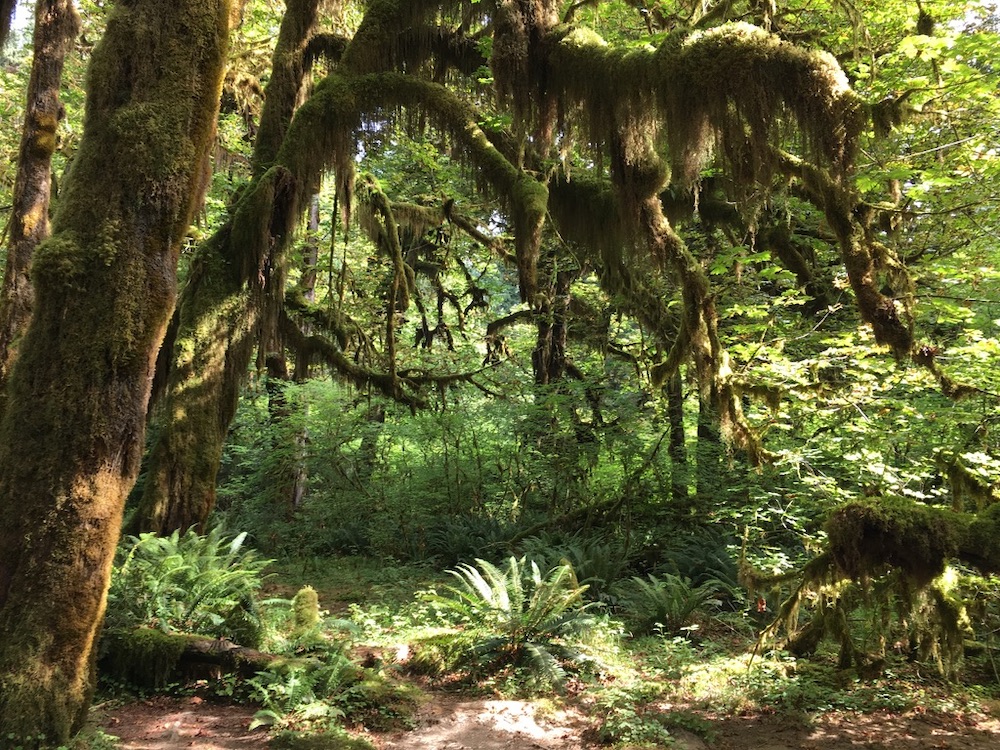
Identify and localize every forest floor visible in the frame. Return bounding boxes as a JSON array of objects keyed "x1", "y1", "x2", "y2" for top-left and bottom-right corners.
[
  {"x1": 94, "y1": 560, "x2": 1000, "y2": 749},
  {"x1": 97, "y1": 688, "x2": 1000, "y2": 750}
]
